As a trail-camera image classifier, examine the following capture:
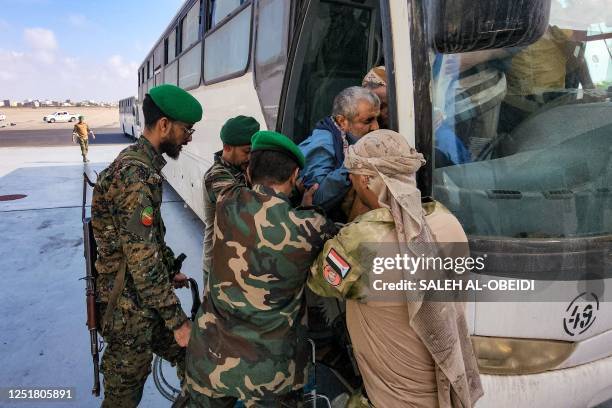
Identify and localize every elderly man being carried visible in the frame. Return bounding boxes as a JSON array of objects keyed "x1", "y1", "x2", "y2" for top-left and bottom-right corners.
[{"x1": 299, "y1": 86, "x2": 380, "y2": 222}]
